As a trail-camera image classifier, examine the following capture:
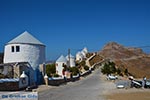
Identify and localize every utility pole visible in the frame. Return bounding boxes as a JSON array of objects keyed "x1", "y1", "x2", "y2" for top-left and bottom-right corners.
[{"x1": 68, "y1": 49, "x2": 70, "y2": 67}]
